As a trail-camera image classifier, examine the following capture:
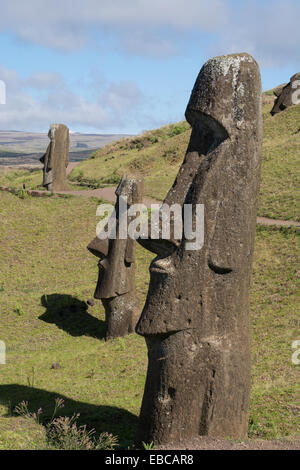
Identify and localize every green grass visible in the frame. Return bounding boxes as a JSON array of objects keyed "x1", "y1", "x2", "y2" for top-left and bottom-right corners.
[
  {"x1": 69, "y1": 122, "x2": 191, "y2": 201},
  {"x1": 259, "y1": 103, "x2": 300, "y2": 221},
  {"x1": 0, "y1": 192, "x2": 299, "y2": 449},
  {"x1": 1, "y1": 99, "x2": 299, "y2": 221},
  {"x1": 0, "y1": 169, "x2": 43, "y2": 191}
]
